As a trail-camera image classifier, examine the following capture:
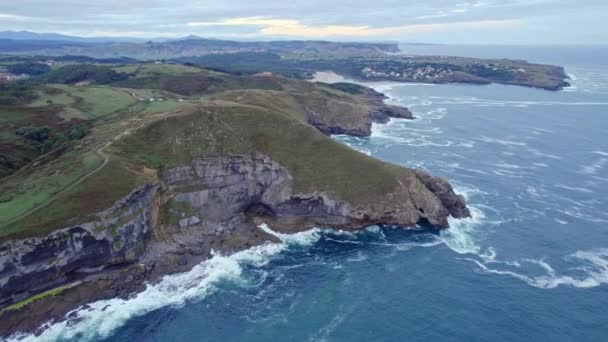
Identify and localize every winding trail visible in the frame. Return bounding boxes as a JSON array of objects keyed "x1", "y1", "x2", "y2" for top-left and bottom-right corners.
[{"x1": 0, "y1": 130, "x2": 130, "y2": 229}]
